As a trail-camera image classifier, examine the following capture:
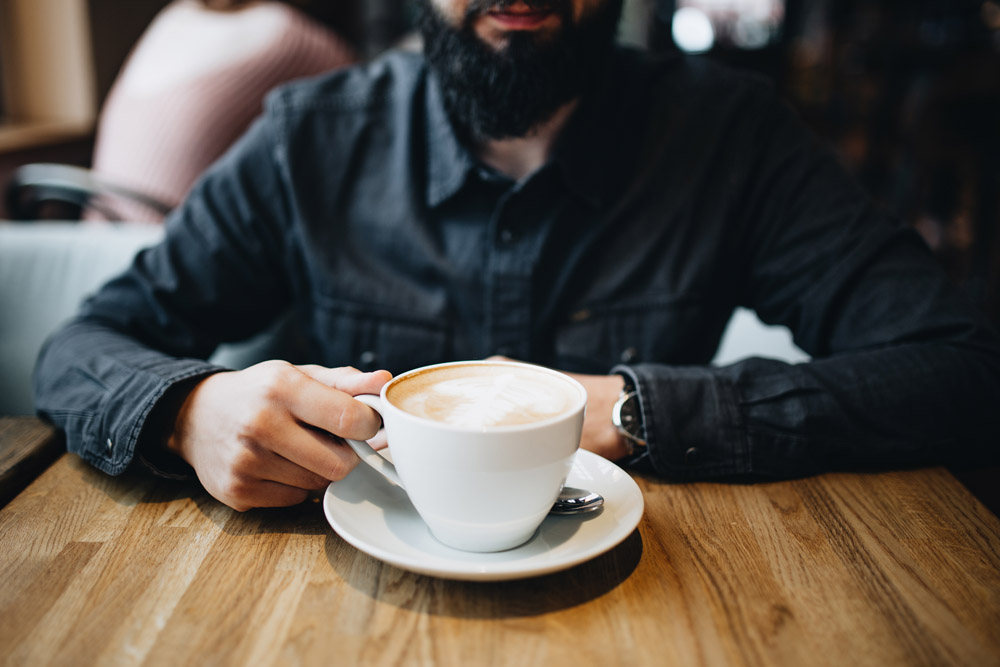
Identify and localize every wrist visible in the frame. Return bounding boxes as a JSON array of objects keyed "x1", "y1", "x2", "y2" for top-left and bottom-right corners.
[
  {"x1": 612, "y1": 378, "x2": 647, "y2": 458},
  {"x1": 147, "y1": 375, "x2": 212, "y2": 473}
]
